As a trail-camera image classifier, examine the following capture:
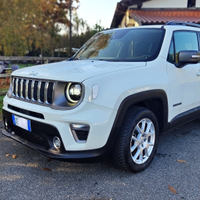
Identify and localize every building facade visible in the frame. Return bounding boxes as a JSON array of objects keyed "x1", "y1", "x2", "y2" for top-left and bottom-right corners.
[{"x1": 111, "y1": 0, "x2": 200, "y2": 28}]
